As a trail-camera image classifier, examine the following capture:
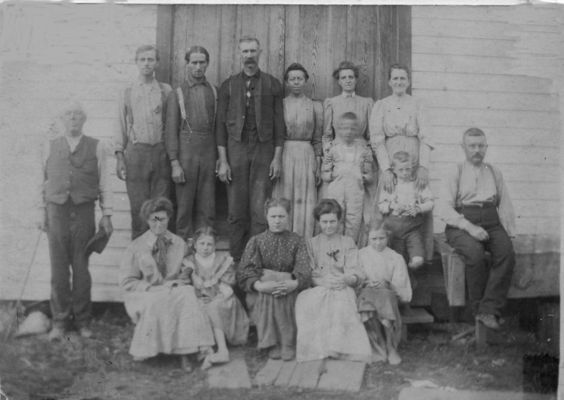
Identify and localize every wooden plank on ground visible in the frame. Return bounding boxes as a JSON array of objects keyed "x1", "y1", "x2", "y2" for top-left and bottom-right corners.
[
  {"x1": 273, "y1": 360, "x2": 297, "y2": 387},
  {"x1": 254, "y1": 359, "x2": 284, "y2": 386},
  {"x1": 207, "y1": 357, "x2": 251, "y2": 389},
  {"x1": 402, "y1": 307, "x2": 434, "y2": 324},
  {"x1": 288, "y1": 360, "x2": 325, "y2": 389},
  {"x1": 399, "y1": 387, "x2": 556, "y2": 400},
  {"x1": 317, "y1": 360, "x2": 366, "y2": 392}
]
